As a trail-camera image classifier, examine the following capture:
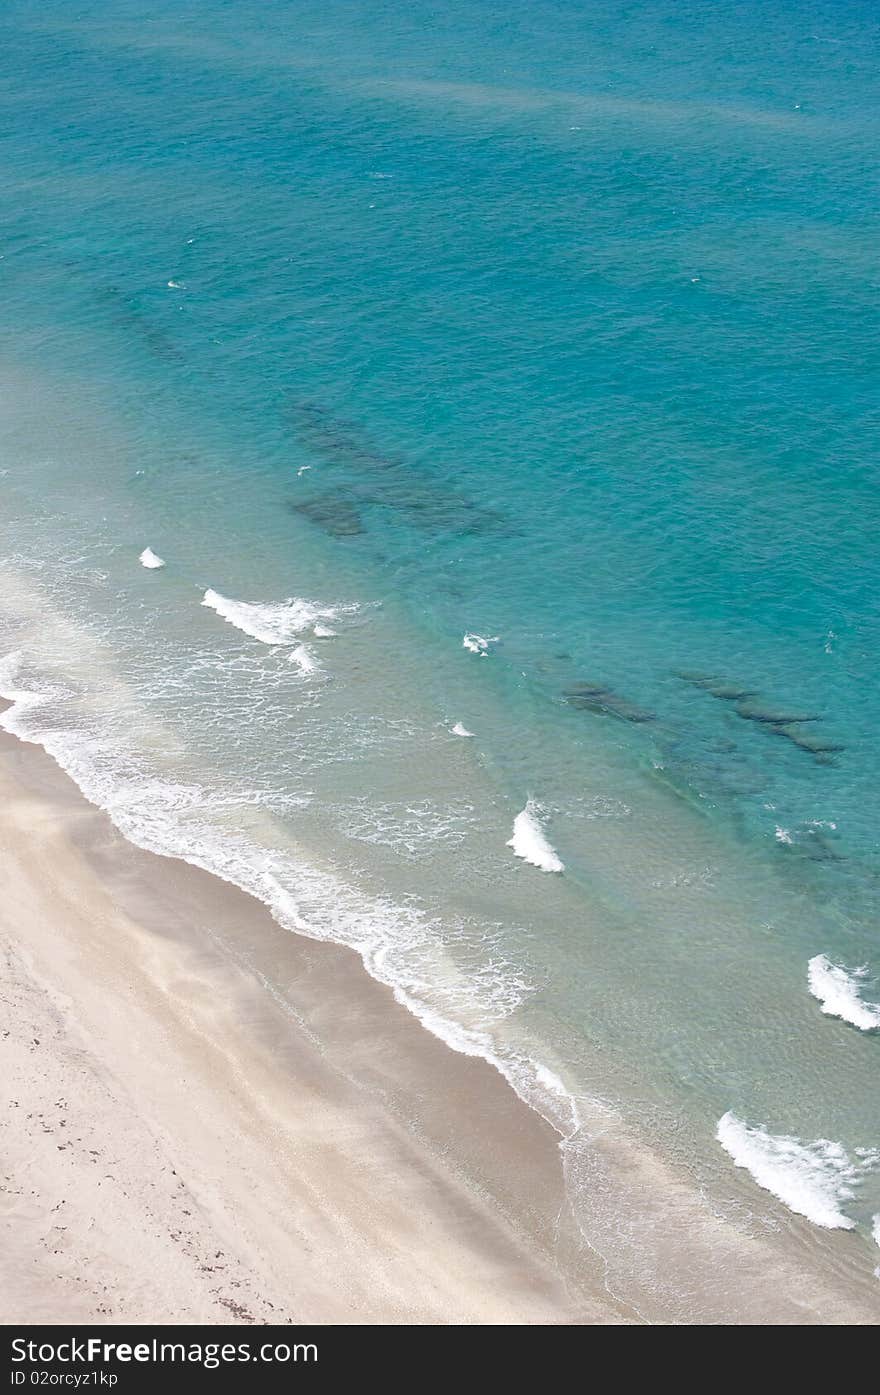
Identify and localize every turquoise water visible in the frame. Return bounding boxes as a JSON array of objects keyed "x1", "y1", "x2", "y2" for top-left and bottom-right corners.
[{"x1": 1, "y1": 0, "x2": 879, "y2": 1319}]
